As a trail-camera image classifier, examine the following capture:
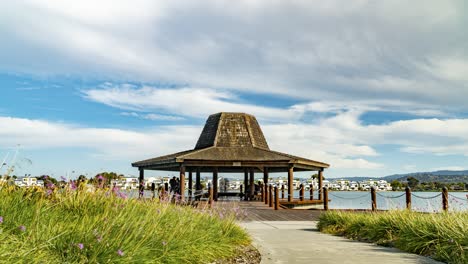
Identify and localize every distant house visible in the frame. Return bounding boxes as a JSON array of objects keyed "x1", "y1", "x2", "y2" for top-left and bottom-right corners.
[{"x1": 14, "y1": 177, "x2": 42, "y2": 187}]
